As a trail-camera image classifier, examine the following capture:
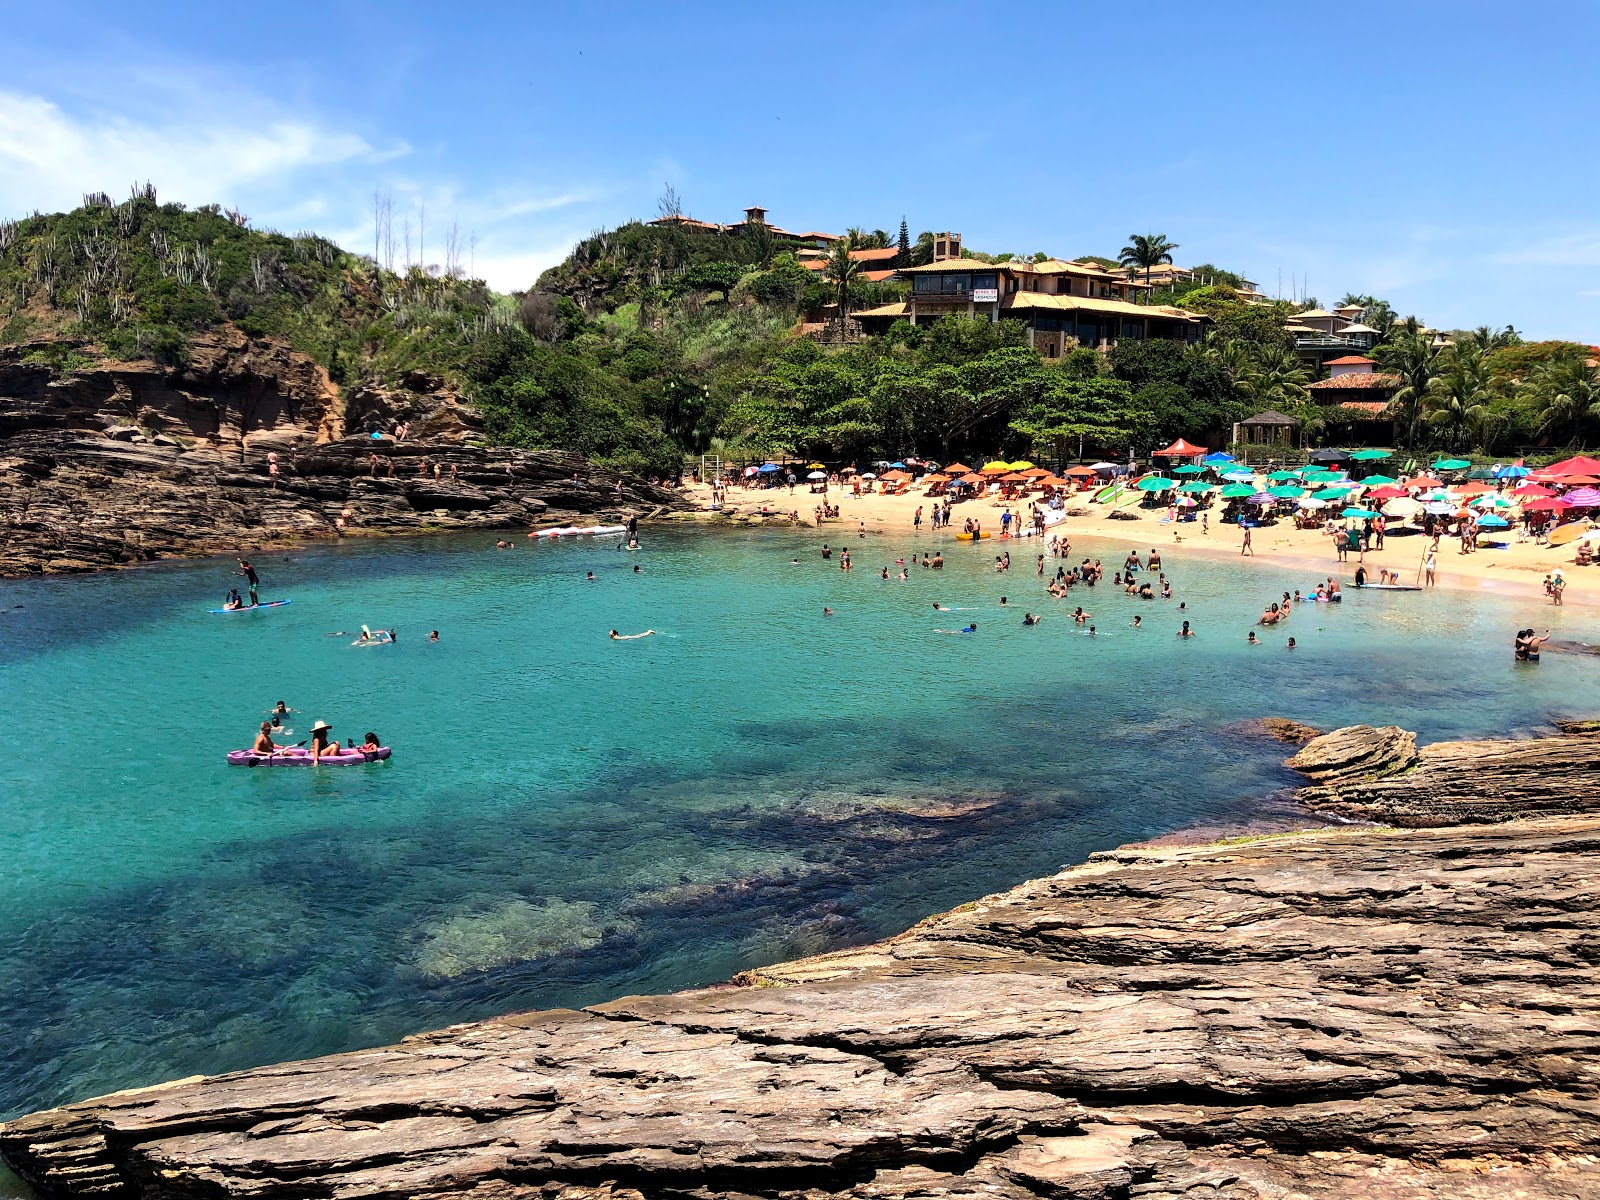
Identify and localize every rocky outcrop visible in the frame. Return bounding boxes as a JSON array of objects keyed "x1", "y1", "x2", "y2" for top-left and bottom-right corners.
[
  {"x1": 0, "y1": 340, "x2": 683, "y2": 574},
  {"x1": 7, "y1": 794, "x2": 1600, "y2": 1198},
  {"x1": 1290, "y1": 723, "x2": 1600, "y2": 826}
]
